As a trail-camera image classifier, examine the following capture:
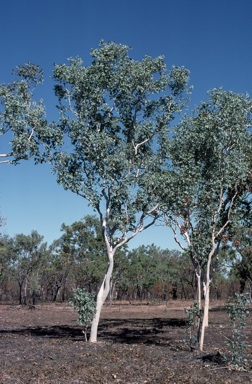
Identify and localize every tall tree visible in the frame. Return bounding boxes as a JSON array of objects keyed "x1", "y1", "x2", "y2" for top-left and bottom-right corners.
[
  {"x1": 55, "y1": 215, "x2": 108, "y2": 295},
  {"x1": 126, "y1": 245, "x2": 186, "y2": 302},
  {"x1": 160, "y1": 89, "x2": 252, "y2": 351},
  {"x1": 0, "y1": 234, "x2": 12, "y2": 297},
  {"x1": 127, "y1": 245, "x2": 159, "y2": 301},
  {"x1": 47, "y1": 42, "x2": 190, "y2": 341},
  {"x1": 9, "y1": 230, "x2": 47, "y2": 304},
  {"x1": 0, "y1": 42, "x2": 190, "y2": 340}
]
